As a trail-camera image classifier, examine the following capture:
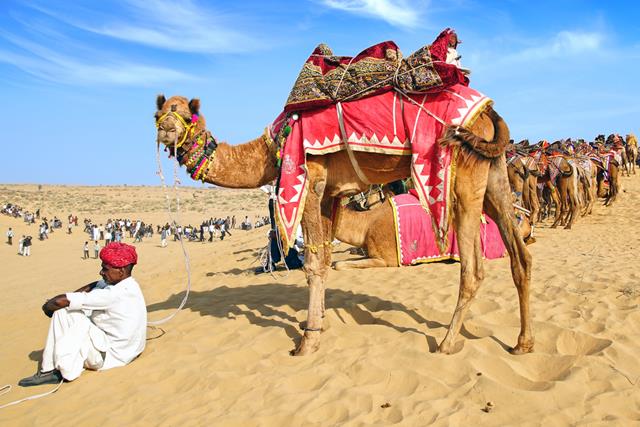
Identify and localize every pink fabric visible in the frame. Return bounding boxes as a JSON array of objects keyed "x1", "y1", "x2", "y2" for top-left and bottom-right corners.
[
  {"x1": 391, "y1": 193, "x2": 506, "y2": 265},
  {"x1": 272, "y1": 83, "x2": 493, "y2": 249}
]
